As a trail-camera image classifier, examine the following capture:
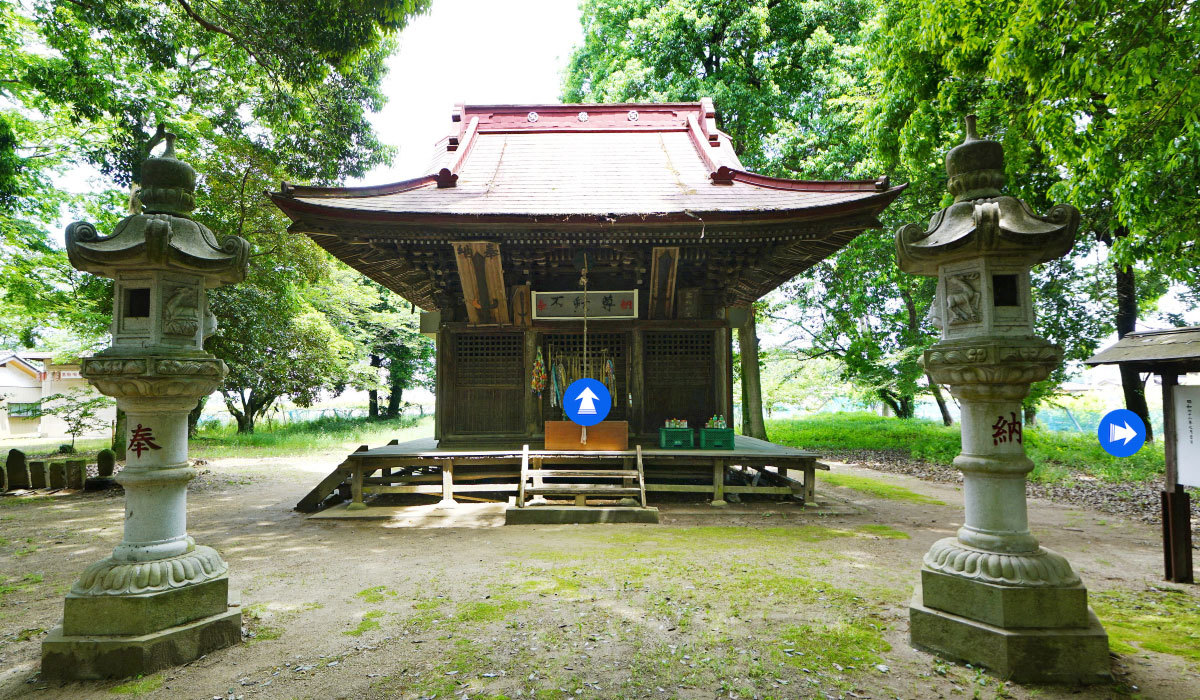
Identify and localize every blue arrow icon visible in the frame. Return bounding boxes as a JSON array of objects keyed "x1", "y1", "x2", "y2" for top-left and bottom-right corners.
[
  {"x1": 563, "y1": 378, "x2": 610, "y2": 426},
  {"x1": 1097, "y1": 409, "x2": 1146, "y2": 457}
]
